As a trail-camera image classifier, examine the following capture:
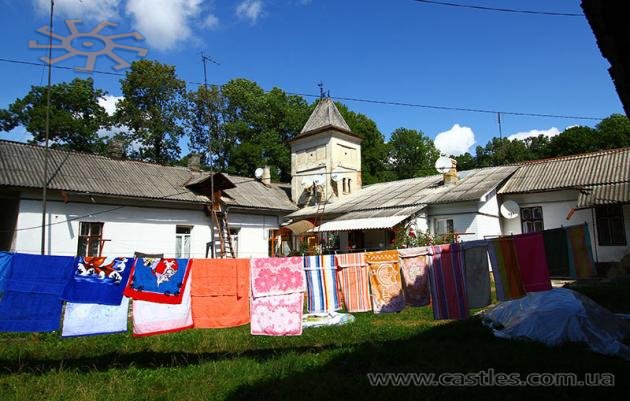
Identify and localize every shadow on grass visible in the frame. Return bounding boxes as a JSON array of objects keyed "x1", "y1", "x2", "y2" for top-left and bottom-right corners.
[
  {"x1": 0, "y1": 343, "x2": 342, "y2": 376},
  {"x1": 224, "y1": 317, "x2": 629, "y2": 400}
]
